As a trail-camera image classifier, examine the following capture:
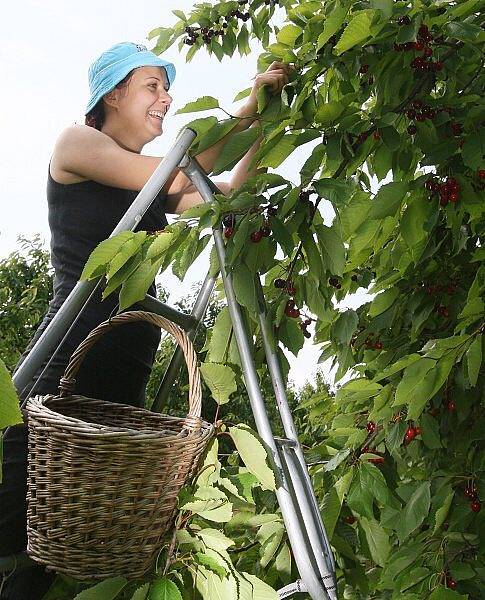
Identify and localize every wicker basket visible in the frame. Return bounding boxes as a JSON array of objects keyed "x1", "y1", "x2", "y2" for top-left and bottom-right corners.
[{"x1": 25, "y1": 310, "x2": 215, "y2": 580}]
